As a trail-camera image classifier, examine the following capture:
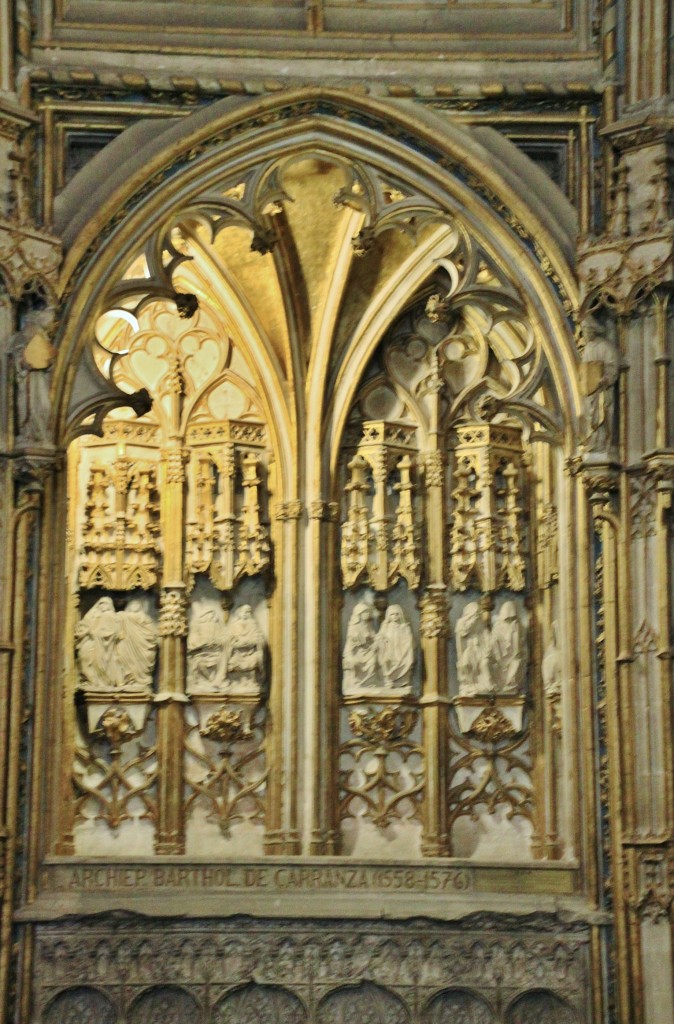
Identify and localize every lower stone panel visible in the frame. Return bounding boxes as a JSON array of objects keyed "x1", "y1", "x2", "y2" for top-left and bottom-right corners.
[{"x1": 32, "y1": 914, "x2": 589, "y2": 1023}]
